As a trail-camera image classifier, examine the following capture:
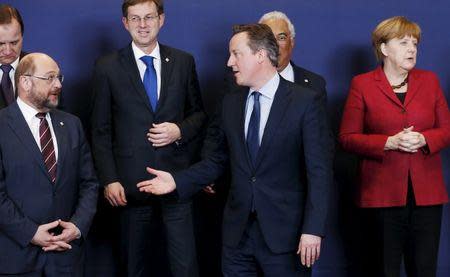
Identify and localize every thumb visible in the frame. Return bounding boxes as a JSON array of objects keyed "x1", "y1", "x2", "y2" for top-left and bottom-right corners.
[
  {"x1": 58, "y1": 220, "x2": 71, "y2": 228},
  {"x1": 403, "y1": 126, "x2": 414, "y2": 132},
  {"x1": 43, "y1": 220, "x2": 60, "y2": 230},
  {"x1": 119, "y1": 188, "x2": 127, "y2": 203},
  {"x1": 146, "y1": 167, "x2": 160, "y2": 176}
]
